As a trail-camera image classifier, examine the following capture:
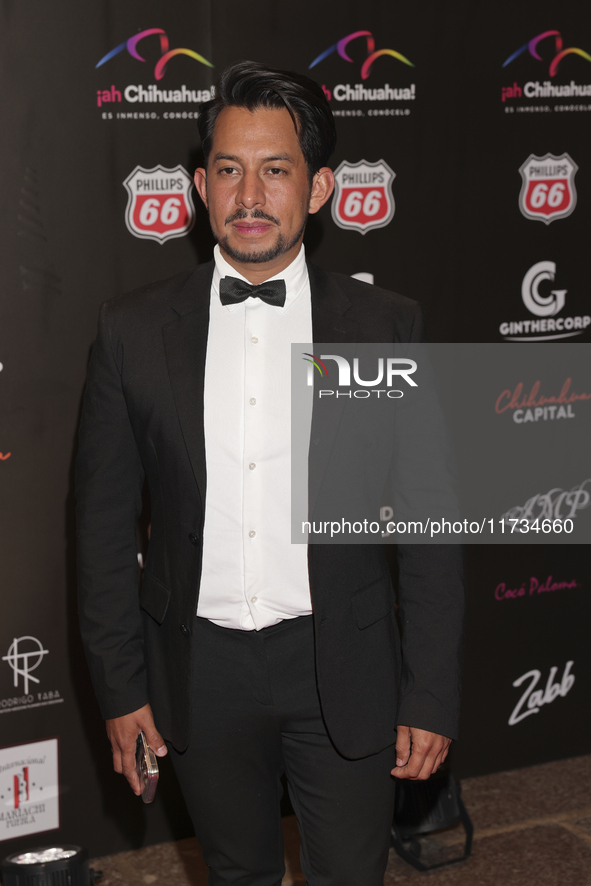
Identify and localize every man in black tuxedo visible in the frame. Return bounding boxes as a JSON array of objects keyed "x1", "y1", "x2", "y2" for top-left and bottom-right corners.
[{"x1": 76, "y1": 61, "x2": 464, "y2": 886}]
